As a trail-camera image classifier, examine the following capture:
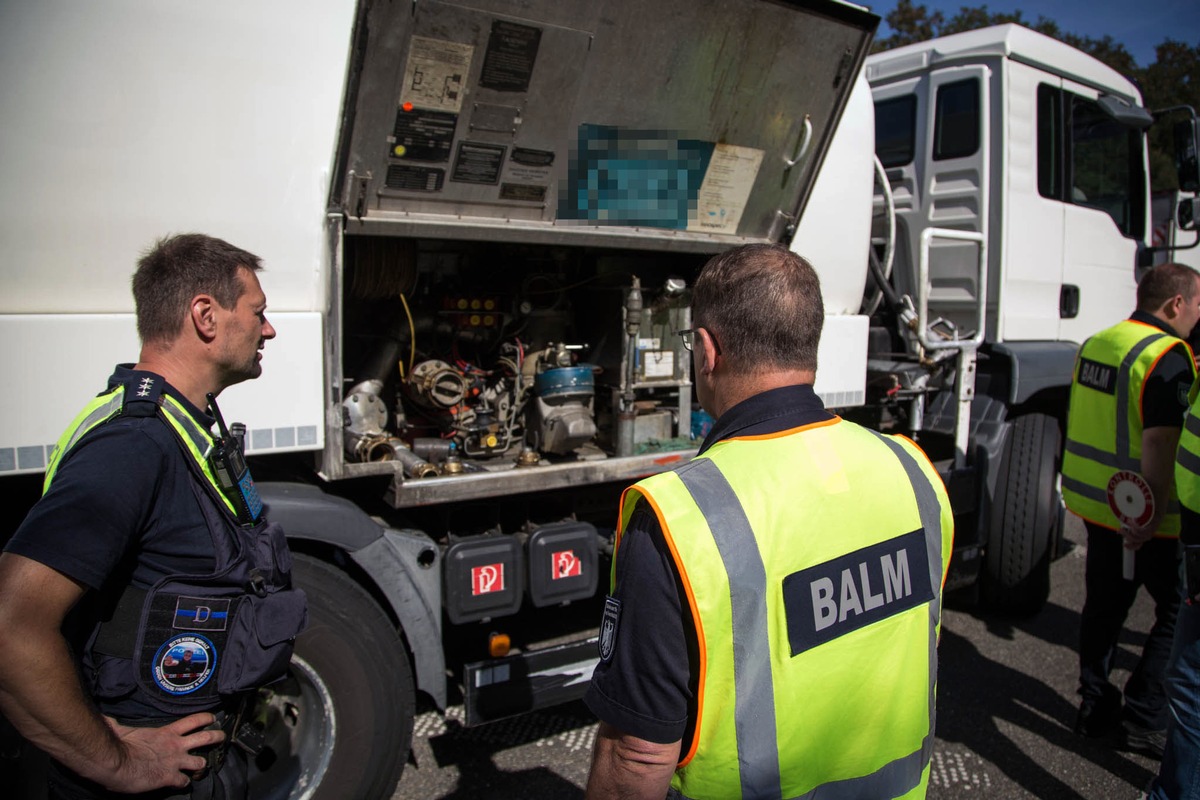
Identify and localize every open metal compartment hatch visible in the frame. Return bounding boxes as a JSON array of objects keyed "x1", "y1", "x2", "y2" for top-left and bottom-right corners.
[{"x1": 332, "y1": 0, "x2": 879, "y2": 251}]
